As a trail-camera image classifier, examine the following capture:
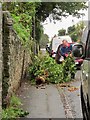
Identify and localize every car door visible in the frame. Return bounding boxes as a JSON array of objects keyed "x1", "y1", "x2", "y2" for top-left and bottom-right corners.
[
  {"x1": 82, "y1": 29, "x2": 90, "y2": 104},
  {"x1": 82, "y1": 58, "x2": 88, "y2": 99},
  {"x1": 85, "y1": 30, "x2": 90, "y2": 104}
]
